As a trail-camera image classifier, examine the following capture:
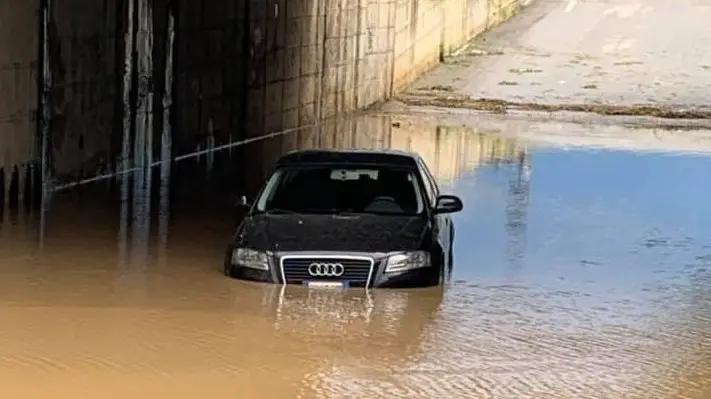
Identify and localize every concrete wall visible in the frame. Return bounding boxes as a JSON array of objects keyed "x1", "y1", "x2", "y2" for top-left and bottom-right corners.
[
  {"x1": 244, "y1": 0, "x2": 530, "y2": 134},
  {"x1": 0, "y1": 0, "x2": 39, "y2": 204},
  {"x1": 392, "y1": 0, "x2": 524, "y2": 91},
  {"x1": 49, "y1": 0, "x2": 123, "y2": 177},
  {"x1": 243, "y1": 0, "x2": 396, "y2": 137},
  {"x1": 0, "y1": 0, "x2": 531, "y2": 196}
]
